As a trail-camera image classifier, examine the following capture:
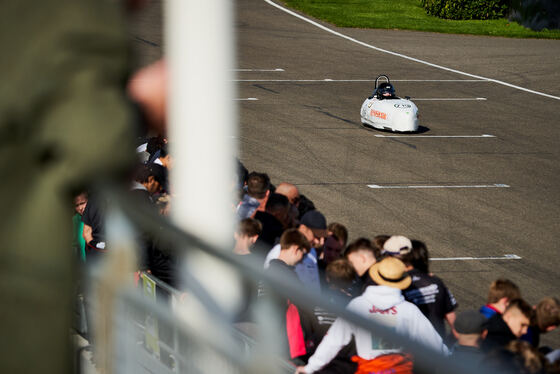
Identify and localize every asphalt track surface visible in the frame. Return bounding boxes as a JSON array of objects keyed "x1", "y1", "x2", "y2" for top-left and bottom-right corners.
[{"x1": 130, "y1": 0, "x2": 560, "y2": 346}]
